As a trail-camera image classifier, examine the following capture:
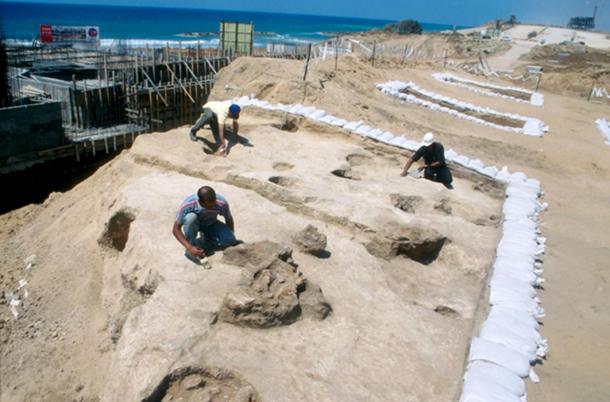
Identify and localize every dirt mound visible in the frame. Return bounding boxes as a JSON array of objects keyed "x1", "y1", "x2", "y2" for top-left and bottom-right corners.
[
  {"x1": 519, "y1": 43, "x2": 610, "y2": 97},
  {"x1": 219, "y1": 242, "x2": 331, "y2": 328}
]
